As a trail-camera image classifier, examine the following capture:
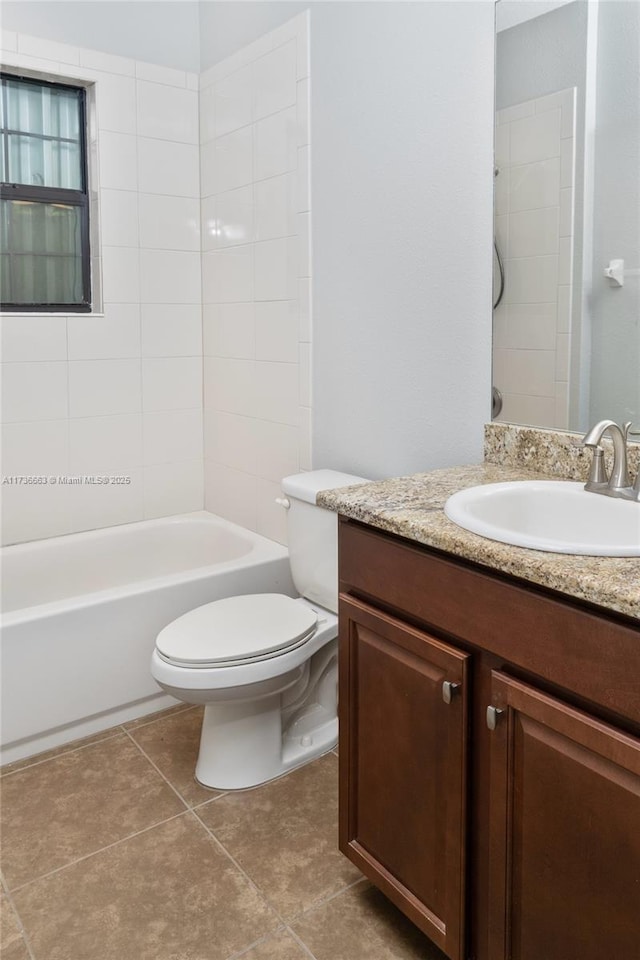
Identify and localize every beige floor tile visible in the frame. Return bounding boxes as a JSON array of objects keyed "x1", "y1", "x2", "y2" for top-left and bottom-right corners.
[
  {"x1": 291, "y1": 881, "x2": 447, "y2": 960},
  {"x1": 127, "y1": 706, "x2": 222, "y2": 806},
  {"x1": 13, "y1": 813, "x2": 280, "y2": 960},
  {"x1": 0, "y1": 727, "x2": 122, "y2": 778},
  {"x1": 234, "y1": 928, "x2": 311, "y2": 959},
  {"x1": 0, "y1": 894, "x2": 28, "y2": 958},
  {"x1": 0, "y1": 735, "x2": 185, "y2": 889},
  {"x1": 197, "y1": 752, "x2": 361, "y2": 919}
]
